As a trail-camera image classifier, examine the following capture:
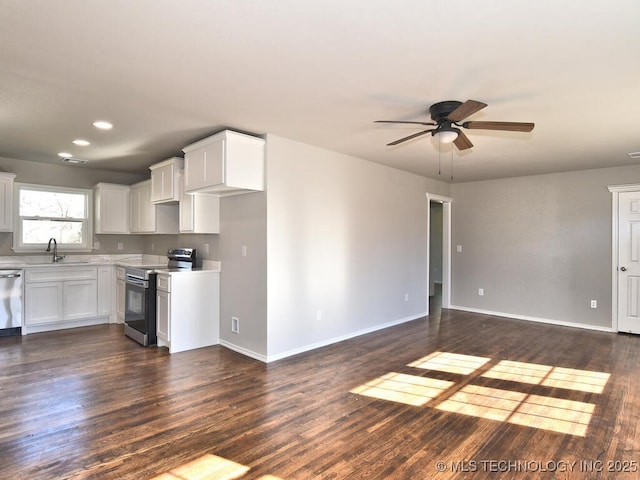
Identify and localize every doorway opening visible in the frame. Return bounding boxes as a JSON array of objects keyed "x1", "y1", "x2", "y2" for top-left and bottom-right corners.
[{"x1": 426, "y1": 193, "x2": 452, "y2": 315}]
